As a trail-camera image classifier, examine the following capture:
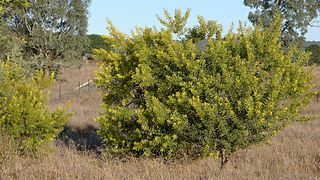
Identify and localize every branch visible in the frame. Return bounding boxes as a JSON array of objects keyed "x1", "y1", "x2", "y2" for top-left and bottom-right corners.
[{"x1": 309, "y1": 19, "x2": 320, "y2": 27}]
